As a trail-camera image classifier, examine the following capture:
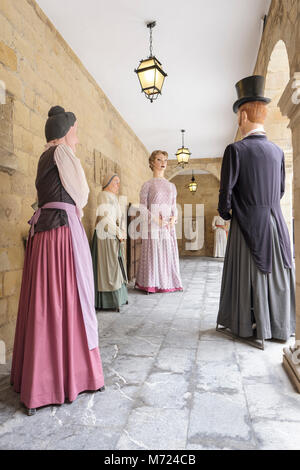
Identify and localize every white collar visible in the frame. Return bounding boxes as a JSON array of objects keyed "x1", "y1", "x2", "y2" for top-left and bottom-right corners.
[{"x1": 243, "y1": 127, "x2": 266, "y2": 139}]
